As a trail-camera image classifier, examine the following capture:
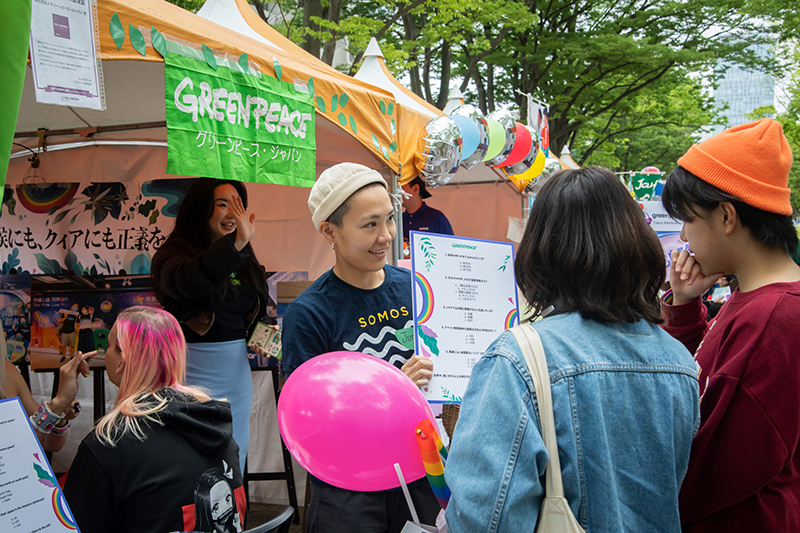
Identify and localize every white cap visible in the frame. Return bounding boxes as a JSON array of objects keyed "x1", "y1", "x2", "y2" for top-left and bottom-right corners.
[{"x1": 308, "y1": 163, "x2": 387, "y2": 231}]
